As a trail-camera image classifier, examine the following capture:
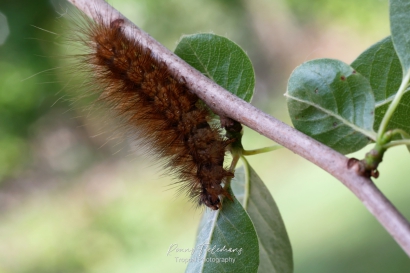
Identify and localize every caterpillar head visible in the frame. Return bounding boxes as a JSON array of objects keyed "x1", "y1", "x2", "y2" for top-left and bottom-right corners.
[{"x1": 200, "y1": 192, "x2": 221, "y2": 210}]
